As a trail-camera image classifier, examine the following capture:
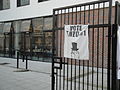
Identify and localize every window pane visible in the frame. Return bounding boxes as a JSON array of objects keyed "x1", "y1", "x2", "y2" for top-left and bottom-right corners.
[
  {"x1": 32, "y1": 18, "x2": 43, "y2": 33},
  {"x1": 3, "y1": 0, "x2": 10, "y2": 9},
  {"x1": 0, "y1": 23, "x2": 4, "y2": 33},
  {"x1": 17, "y1": 0, "x2": 29, "y2": 7},
  {"x1": 0, "y1": 0, "x2": 10, "y2": 10},
  {"x1": 0, "y1": 1, "x2": 3, "y2": 10},
  {"x1": 38, "y1": 0, "x2": 49, "y2": 2},
  {"x1": 20, "y1": 0, "x2": 29, "y2": 6},
  {"x1": 20, "y1": 20, "x2": 31, "y2": 32},
  {"x1": 3, "y1": 22, "x2": 12, "y2": 33},
  {"x1": 45, "y1": 32, "x2": 52, "y2": 47},
  {"x1": 43, "y1": 17, "x2": 53, "y2": 30}
]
